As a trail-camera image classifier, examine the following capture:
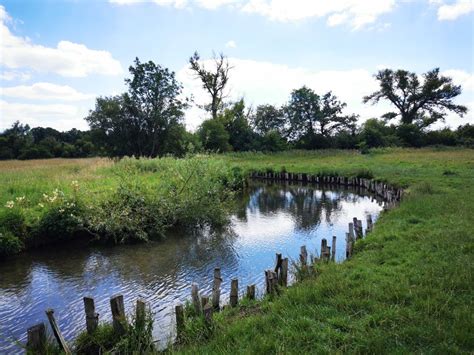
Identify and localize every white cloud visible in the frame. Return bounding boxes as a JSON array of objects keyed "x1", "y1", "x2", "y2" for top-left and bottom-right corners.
[
  {"x1": 436, "y1": 0, "x2": 474, "y2": 20},
  {"x1": 108, "y1": 0, "x2": 396, "y2": 29},
  {"x1": 0, "y1": 70, "x2": 31, "y2": 81},
  {"x1": 225, "y1": 40, "x2": 237, "y2": 48},
  {"x1": 242, "y1": 0, "x2": 396, "y2": 29},
  {"x1": 178, "y1": 57, "x2": 474, "y2": 130},
  {"x1": 1, "y1": 82, "x2": 95, "y2": 101},
  {"x1": 0, "y1": 100, "x2": 89, "y2": 131},
  {"x1": 0, "y1": 5, "x2": 123, "y2": 77}
]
